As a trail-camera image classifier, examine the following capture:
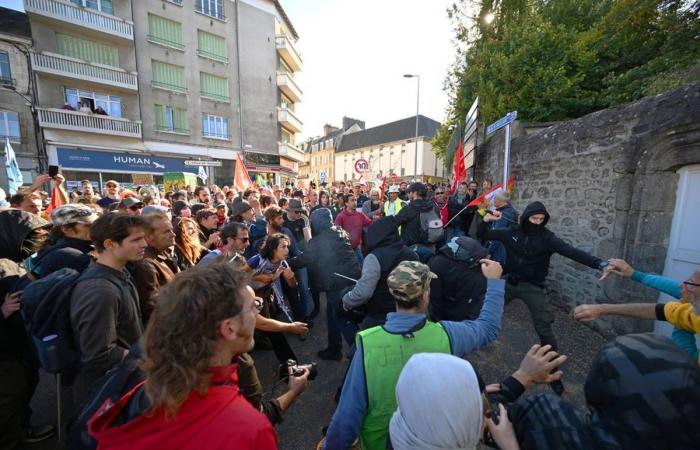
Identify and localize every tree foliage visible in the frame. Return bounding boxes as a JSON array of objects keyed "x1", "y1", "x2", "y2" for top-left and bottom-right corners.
[{"x1": 434, "y1": 0, "x2": 700, "y2": 163}]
